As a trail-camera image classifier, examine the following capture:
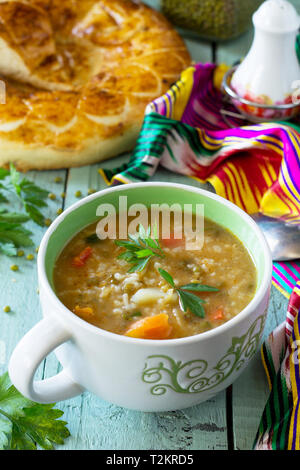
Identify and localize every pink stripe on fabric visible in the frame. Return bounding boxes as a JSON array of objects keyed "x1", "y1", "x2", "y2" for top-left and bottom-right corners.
[
  {"x1": 290, "y1": 262, "x2": 300, "y2": 275},
  {"x1": 272, "y1": 276, "x2": 283, "y2": 288},
  {"x1": 278, "y1": 263, "x2": 300, "y2": 282},
  {"x1": 273, "y1": 266, "x2": 295, "y2": 288}
]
